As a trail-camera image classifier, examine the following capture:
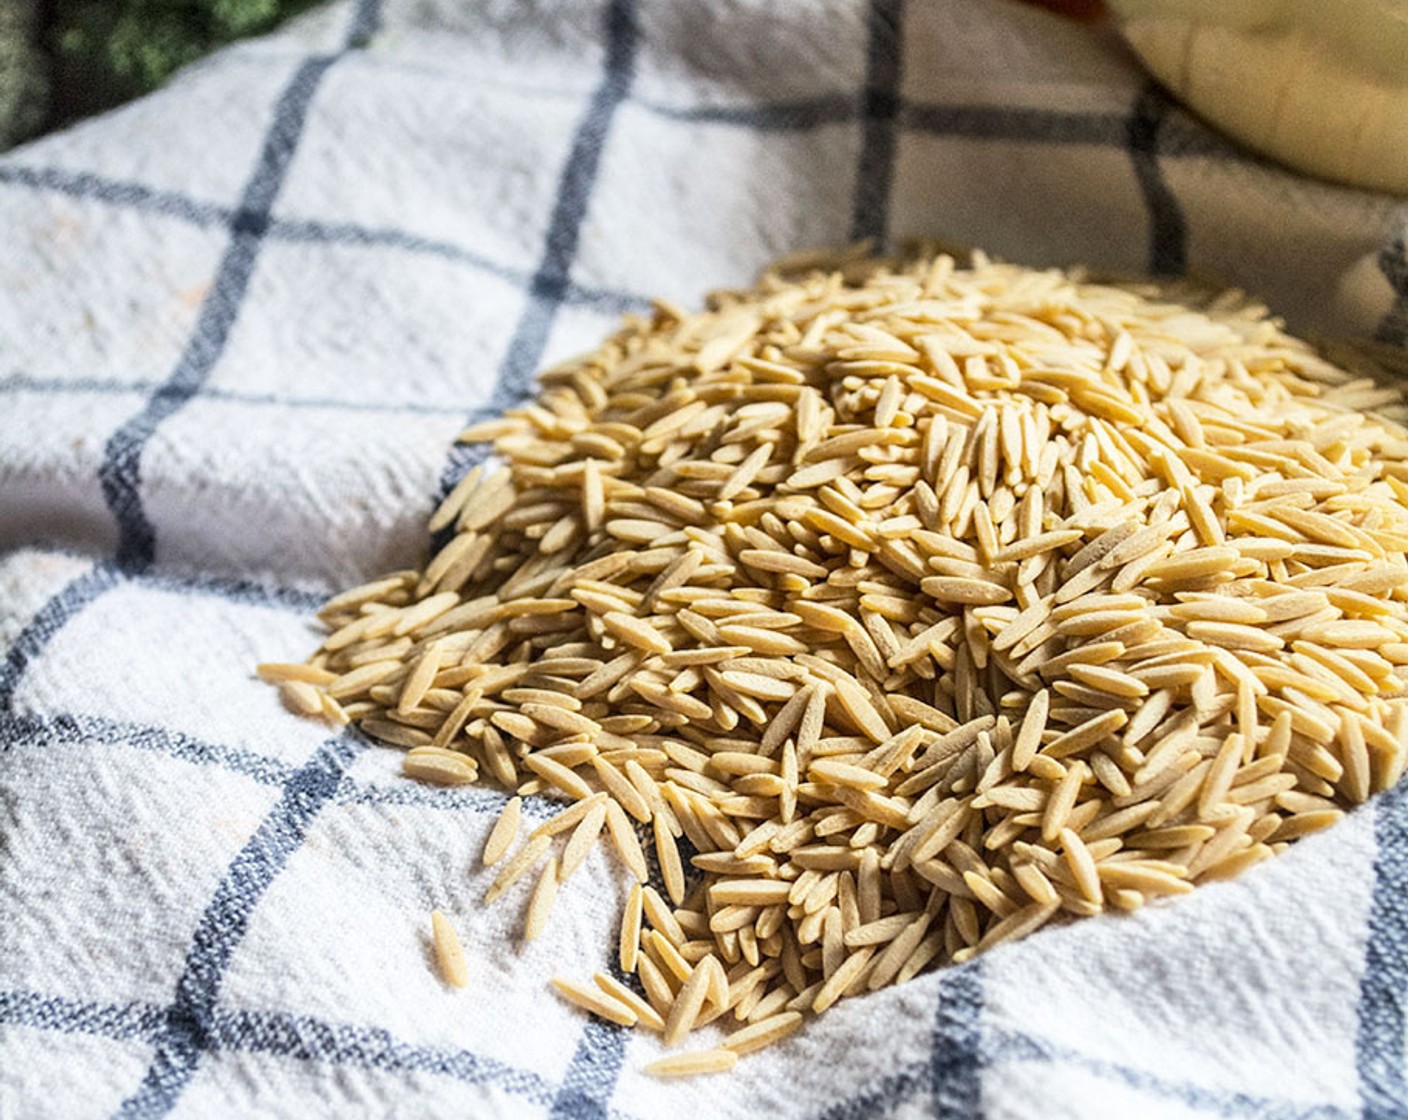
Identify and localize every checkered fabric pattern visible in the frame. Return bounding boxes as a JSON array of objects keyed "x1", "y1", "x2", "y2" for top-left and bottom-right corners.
[{"x1": 3, "y1": 0, "x2": 1408, "y2": 1116}]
